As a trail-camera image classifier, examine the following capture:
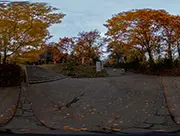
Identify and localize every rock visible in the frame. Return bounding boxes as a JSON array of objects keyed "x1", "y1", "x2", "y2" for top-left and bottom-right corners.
[
  {"x1": 15, "y1": 109, "x2": 23, "y2": 116},
  {"x1": 121, "y1": 128, "x2": 152, "y2": 133},
  {"x1": 136, "y1": 123, "x2": 152, "y2": 129},
  {"x1": 145, "y1": 116, "x2": 165, "y2": 124},
  {"x1": 165, "y1": 126, "x2": 180, "y2": 133},
  {"x1": 23, "y1": 112, "x2": 34, "y2": 117},
  {"x1": 151, "y1": 125, "x2": 171, "y2": 130},
  {"x1": 22, "y1": 104, "x2": 31, "y2": 110},
  {"x1": 165, "y1": 116, "x2": 176, "y2": 126},
  {"x1": 157, "y1": 108, "x2": 169, "y2": 116}
]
